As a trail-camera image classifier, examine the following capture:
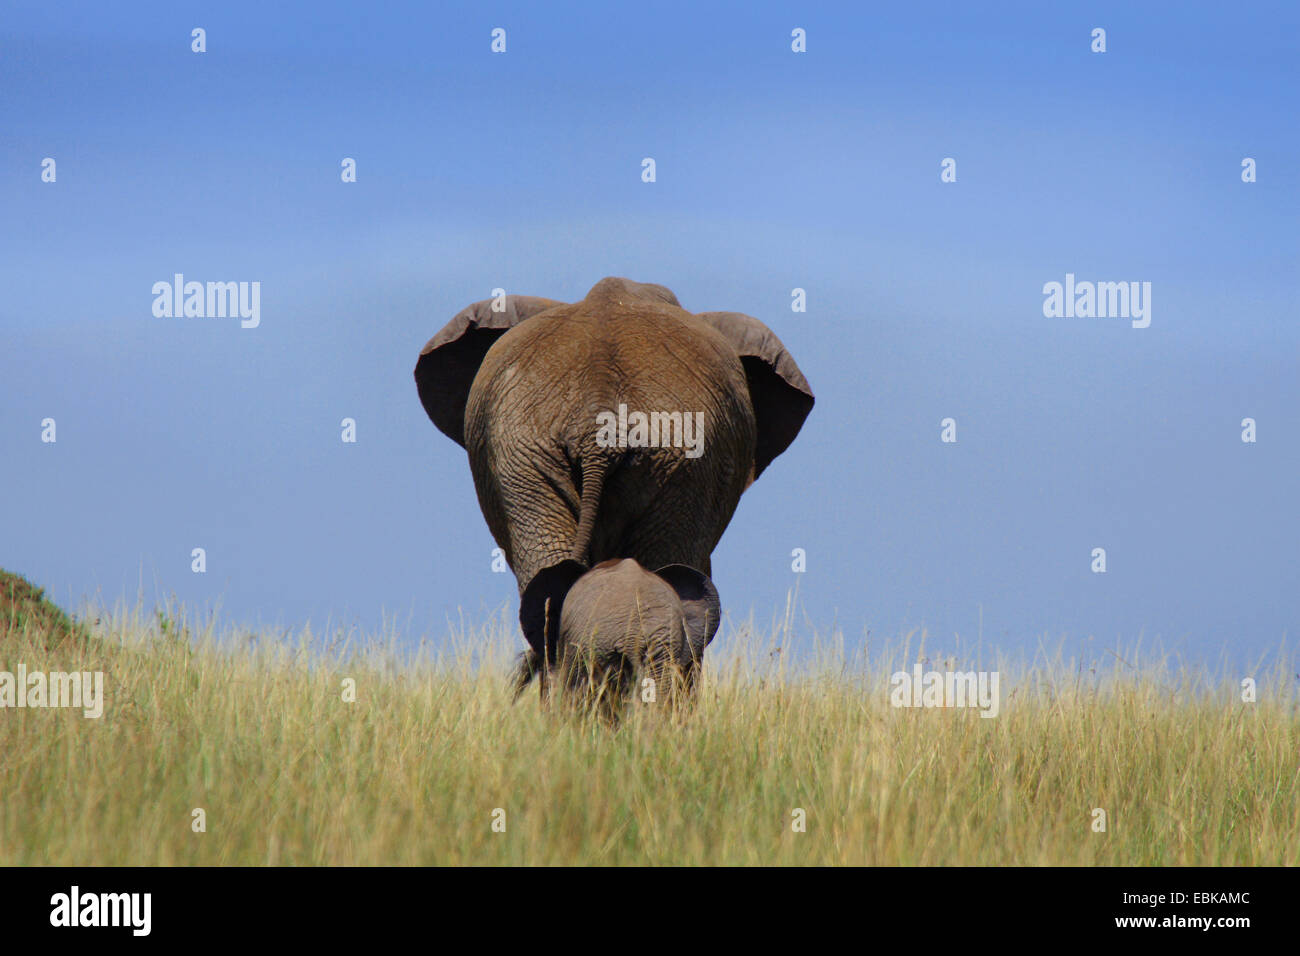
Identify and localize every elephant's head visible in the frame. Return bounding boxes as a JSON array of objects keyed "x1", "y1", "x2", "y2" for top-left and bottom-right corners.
[
  {"x1": 415, "y1": 277, "x2": 814, "y2": 480},
  {"x1": 513, "y1": 558, "x2": 721, "y2": 721}
]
